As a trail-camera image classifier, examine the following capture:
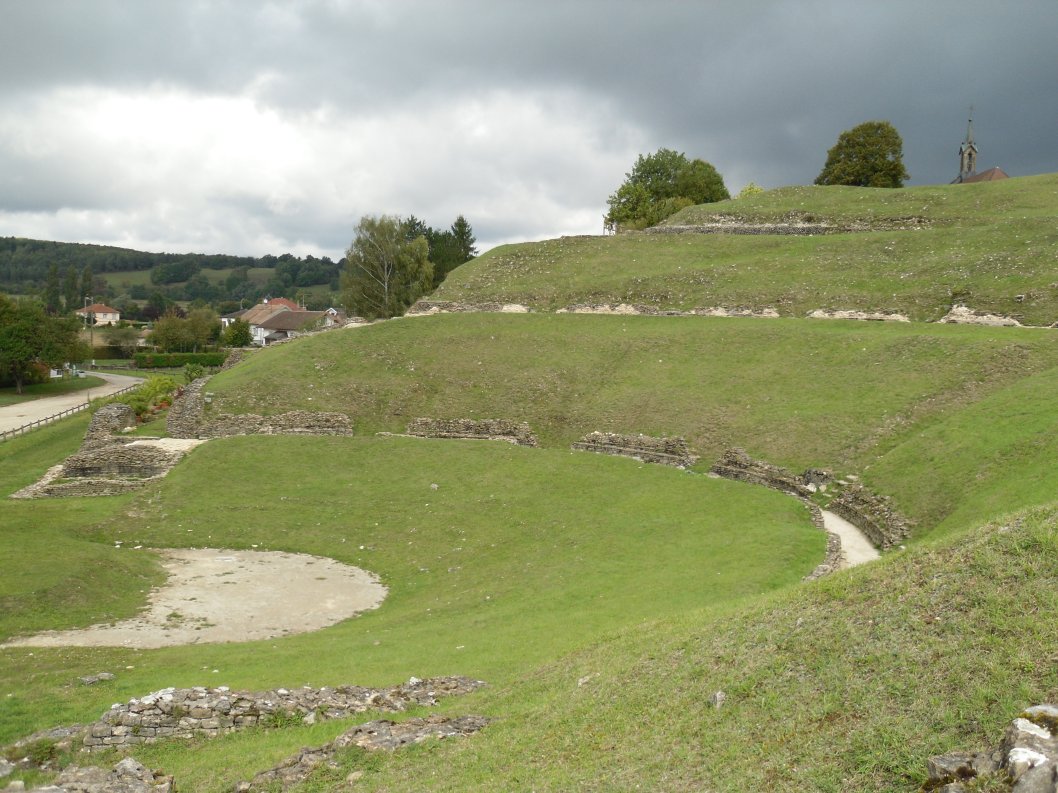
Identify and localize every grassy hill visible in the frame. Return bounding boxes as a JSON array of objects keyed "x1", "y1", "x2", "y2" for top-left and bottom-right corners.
[
  {"x1": 4, "y1": 177, "x2": 1058, "y2": 790},
  {"x1": 436, "y1": 174, "x2": 1058, "y2": 324}
]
